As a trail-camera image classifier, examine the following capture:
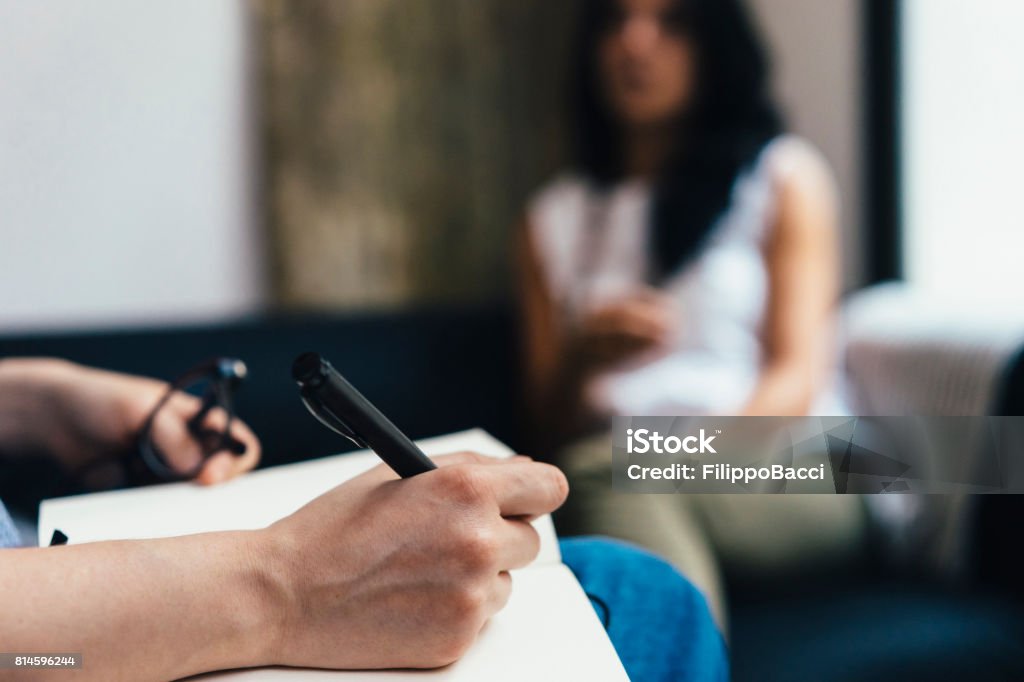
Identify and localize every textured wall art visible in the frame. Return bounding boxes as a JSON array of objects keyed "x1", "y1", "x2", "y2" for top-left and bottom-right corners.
[{"x1": 258, "y1": 0, "x2": 579, "y2": 309}]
